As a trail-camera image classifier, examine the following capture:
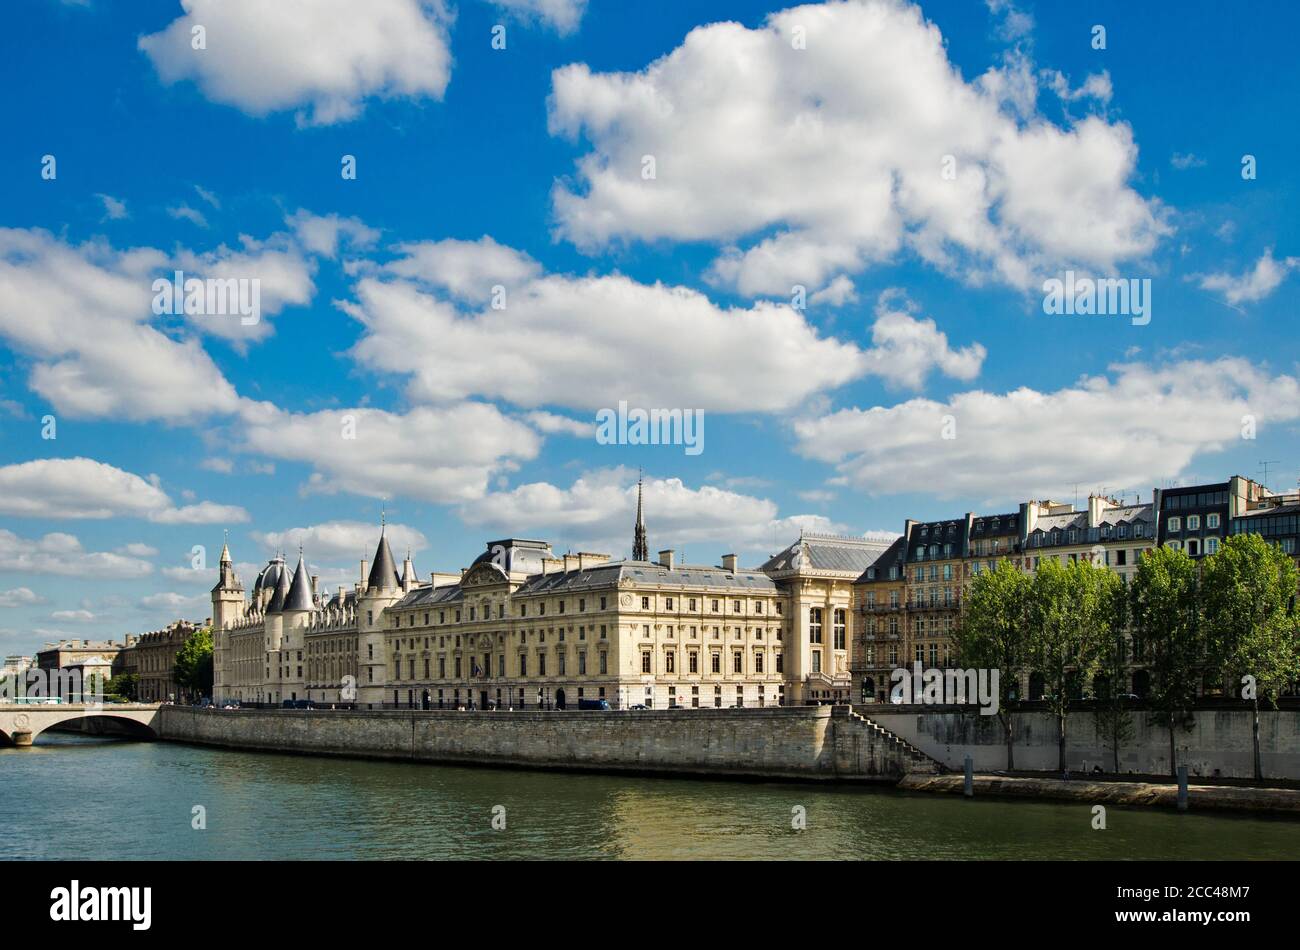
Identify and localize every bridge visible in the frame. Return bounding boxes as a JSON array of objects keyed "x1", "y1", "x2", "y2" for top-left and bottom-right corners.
[{"x1": 0, "y1": 703, "x2": 161, "y2": 746}]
